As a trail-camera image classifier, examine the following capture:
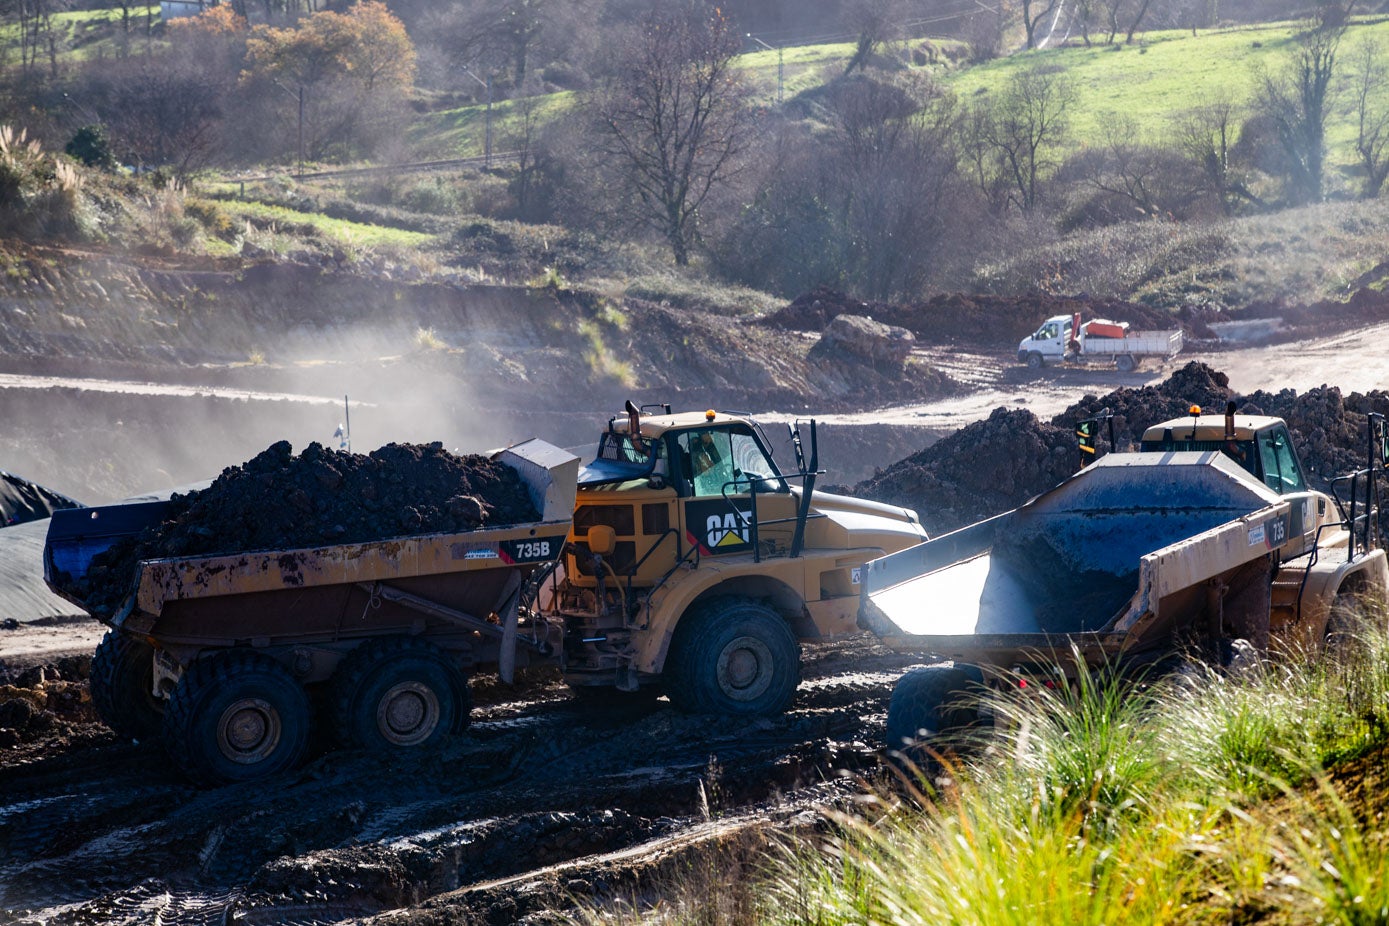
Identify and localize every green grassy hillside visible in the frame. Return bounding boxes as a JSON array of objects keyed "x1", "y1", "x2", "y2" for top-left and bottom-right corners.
[
  {"x1": 0, "y1": 5, "x2": 163, "y2": 65},
  {"x1": 946, "y1": 19, "x2": 1389, "y2": 171}
]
